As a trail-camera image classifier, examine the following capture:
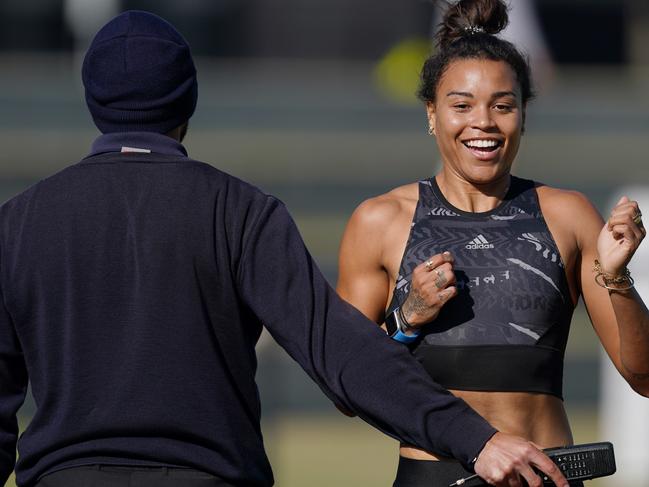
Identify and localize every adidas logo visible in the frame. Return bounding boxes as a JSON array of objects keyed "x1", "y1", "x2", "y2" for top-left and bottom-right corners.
[{"x1": 465, "y1": 234, "x2": 495, "y2": 250}]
